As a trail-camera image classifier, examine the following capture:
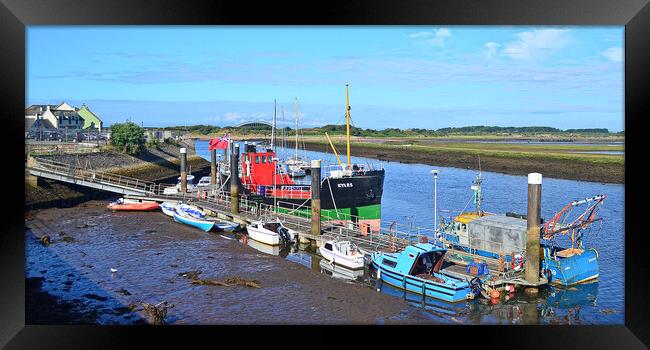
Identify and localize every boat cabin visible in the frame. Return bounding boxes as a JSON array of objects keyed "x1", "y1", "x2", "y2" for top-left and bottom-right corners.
[
  {"x1": 323, "y1": 241, "x2": 359, "y2": 256},
  {"x1": 378, "y1": 243, "x2": 446, "y2": 277},
  {"x1": 445, "y1": 213, "x2": 527, "y2": 259},
  {"x1": 240, "y1": 143, "x2": 294, "y2": 189}
]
